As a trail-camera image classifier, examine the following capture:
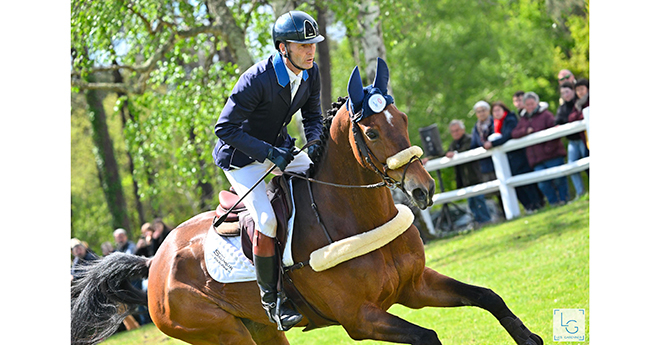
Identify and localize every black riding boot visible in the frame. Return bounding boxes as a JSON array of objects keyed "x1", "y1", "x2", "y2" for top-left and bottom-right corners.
[{"x1": 253, "y1": 254, "x2": 303, "y2": 330}]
